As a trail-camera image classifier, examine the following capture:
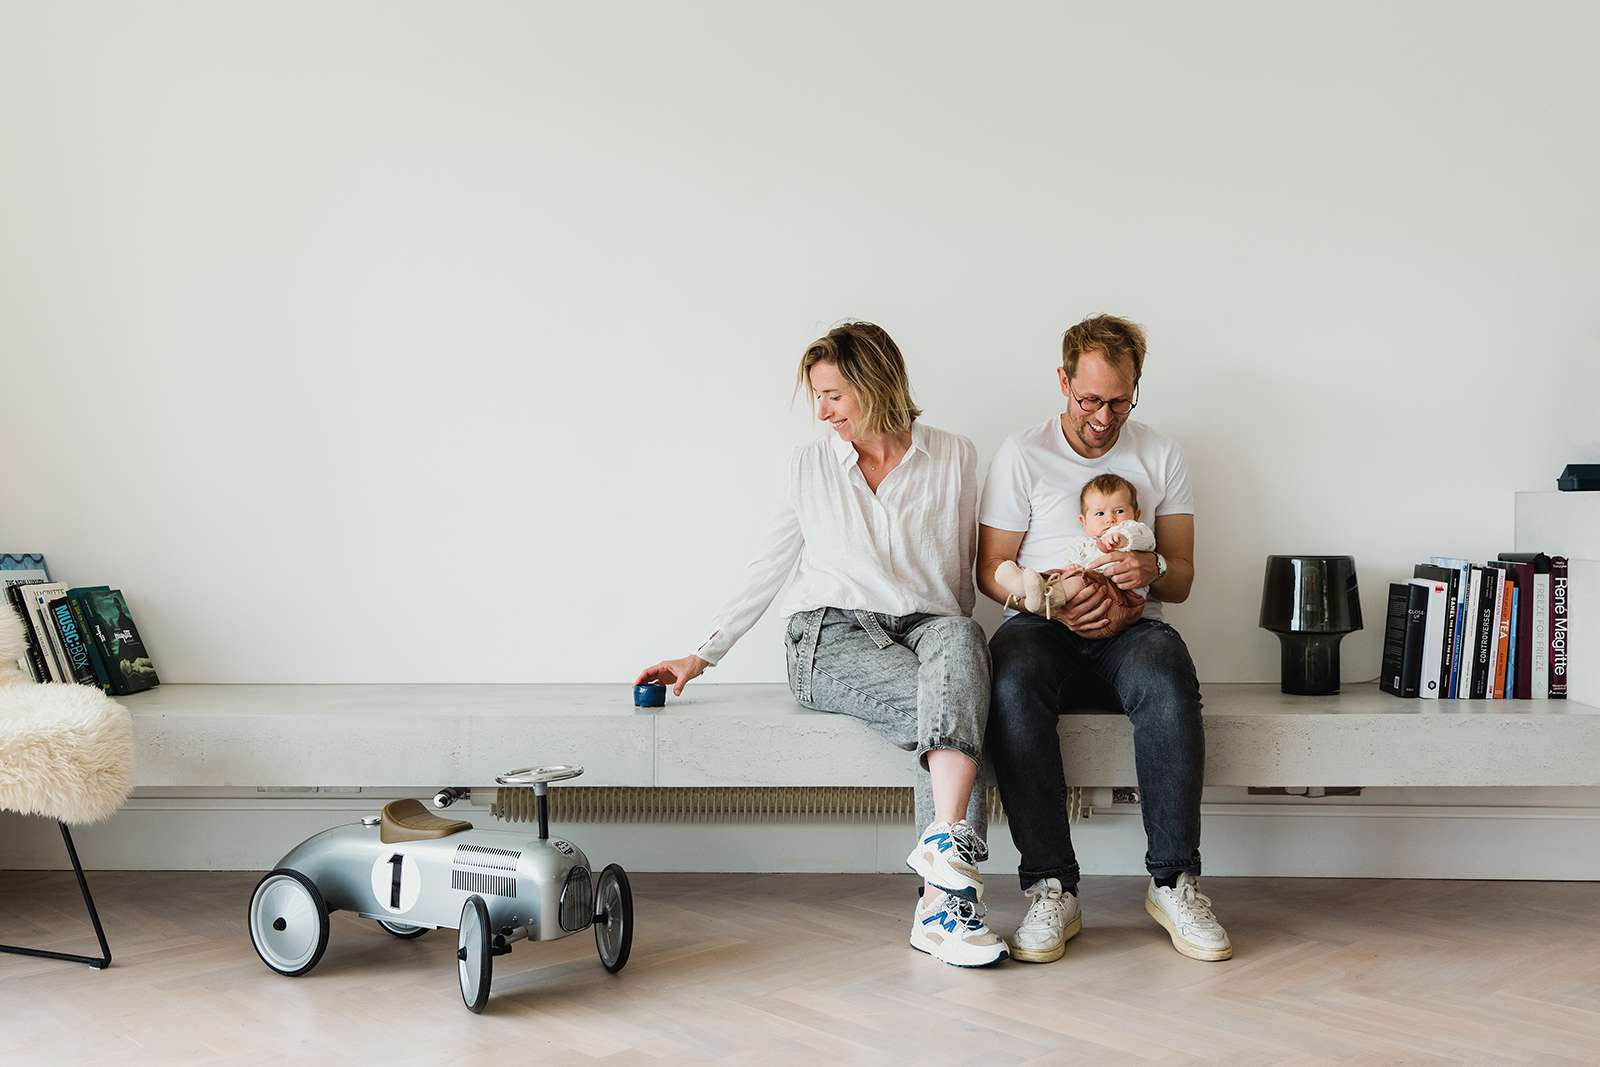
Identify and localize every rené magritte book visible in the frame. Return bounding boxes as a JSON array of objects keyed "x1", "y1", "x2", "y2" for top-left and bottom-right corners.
[
  {"x1": 1381, "y1": 551, "x2": 1569, "y2": 700},
  {"x1": 2, "y1": 553, "x2": 161, "y2": 694}
]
